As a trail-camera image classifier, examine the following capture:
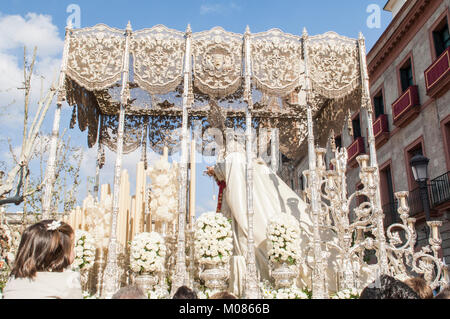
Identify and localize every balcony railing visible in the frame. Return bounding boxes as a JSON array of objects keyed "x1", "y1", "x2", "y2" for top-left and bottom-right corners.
[
  {"x1": 425, "y1": 46, "x2": 450, "y2": 98},
  {"x1": 405, "y1": 171, "x2": 450, "y2": 218},
  {"x1": 347, "y1": 137, "x2": 365, "y2": 163},
  {"x1": 430, "y1": 171, "x2": 450, "y2": 208},
  {"x1": 407, "y1": 187, "x2": 424, "y2": 217},
  {"x1": 383, "y1": 200, "x2": 399, "y2": 226},
  {"x1": 373, "y1": 114, "x2": 389, "y2": 147},
  {"x1": 392, "y1": 85, "x2": 420, "y2": 127}
]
